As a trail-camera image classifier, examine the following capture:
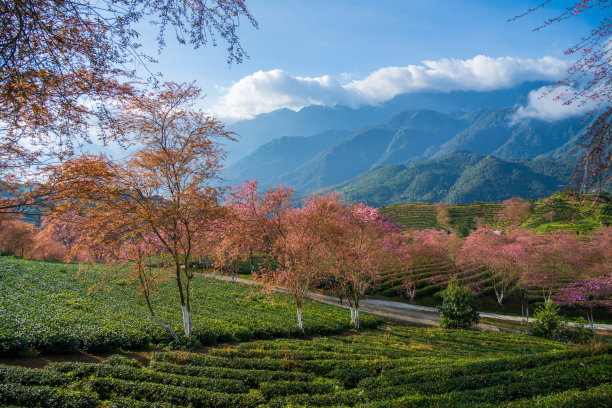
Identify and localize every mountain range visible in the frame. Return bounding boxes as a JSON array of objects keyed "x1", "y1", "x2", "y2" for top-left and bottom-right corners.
[{"x1": 221, "y1": 82, "x2": 595, "y2": 206}]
